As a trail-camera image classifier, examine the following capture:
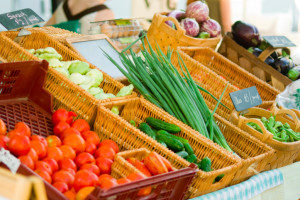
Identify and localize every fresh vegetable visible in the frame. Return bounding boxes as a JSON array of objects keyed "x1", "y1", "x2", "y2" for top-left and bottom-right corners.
[
  {"x1": 186, "y1": 1, "x2": 209, "y2": 23},
  {"x1": 127, "y1": 157, "x2": 152, "y2": 177},
  {"x1": 138, "y1": 122, "x2": 156, "y2": 139},
  {"x1": 146, "y1": 117, "x2": 181, "y2": 133},
  {"x1": 175, "y1": 150, "x2": 189, "y2": 158},
  {"x1": 104, "y1": 36, "x2": 232, "y2": 152},
  {"x1": 231, "y1": 21, "x2": 261, "y2": 48},
  {"x1": 200, "y1": 19, "x2": 221, "y2": 38},
  {"x1": 156, "y1": 130, "x2": 184, "y2": 152},
  {"x1": 166, "y1": 10, "x2": 186, "y2": 27},
  {"x1": 198, "y1": 32, "x2": 210, "y2": 39},
  {"x1": 186, "y1": 154, "x2": 197, "y2": 163},
  {"x1": 143, "y1": 152, "x2": 169, "y2": 175},
  {"x1": 68, "y1": 61, "x2": 90, "y2": 75},
  {"x1": 180, "y1": 18, "x2": 200, "y2": 37},
  {"x1": 288, "y1": 66, "x2": 300, "y2": 81},
  {"x1": 274, "y1": 57, "x2": 294, "y2": 76},
  {"x1": 116, "y1": 84, "x2": 134, "y2": 97},
  {"x1": 247, "y1": 116, "x2": 300, "y2": 142},
  {"x1": 199, "y1": 157, "x2": 212, "y2": 172}
]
